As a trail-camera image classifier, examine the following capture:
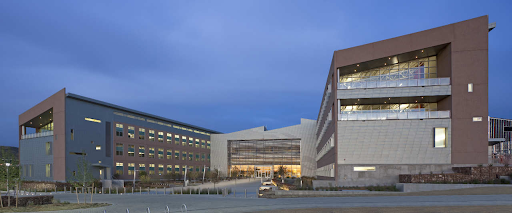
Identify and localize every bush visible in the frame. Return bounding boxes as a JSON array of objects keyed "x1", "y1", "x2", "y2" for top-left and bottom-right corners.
[
  {"x1": 470, "y1": 179, "x2": 481, "y2": 184},
  {"x1": 366, "y1": 185, "x2": 399, "y2": 192},
  {"x1": 501, "y1": 179, "x2": 511, "y2": 184},
  {"x1": 140, "y1": 175, "x2": 152, "y2": 184}
]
